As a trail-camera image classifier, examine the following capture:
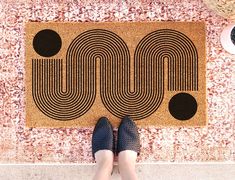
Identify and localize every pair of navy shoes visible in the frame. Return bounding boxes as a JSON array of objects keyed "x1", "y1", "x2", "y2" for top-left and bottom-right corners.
[{"x1": 92, "y1": 116, "x2": 140, "y2": 158}]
